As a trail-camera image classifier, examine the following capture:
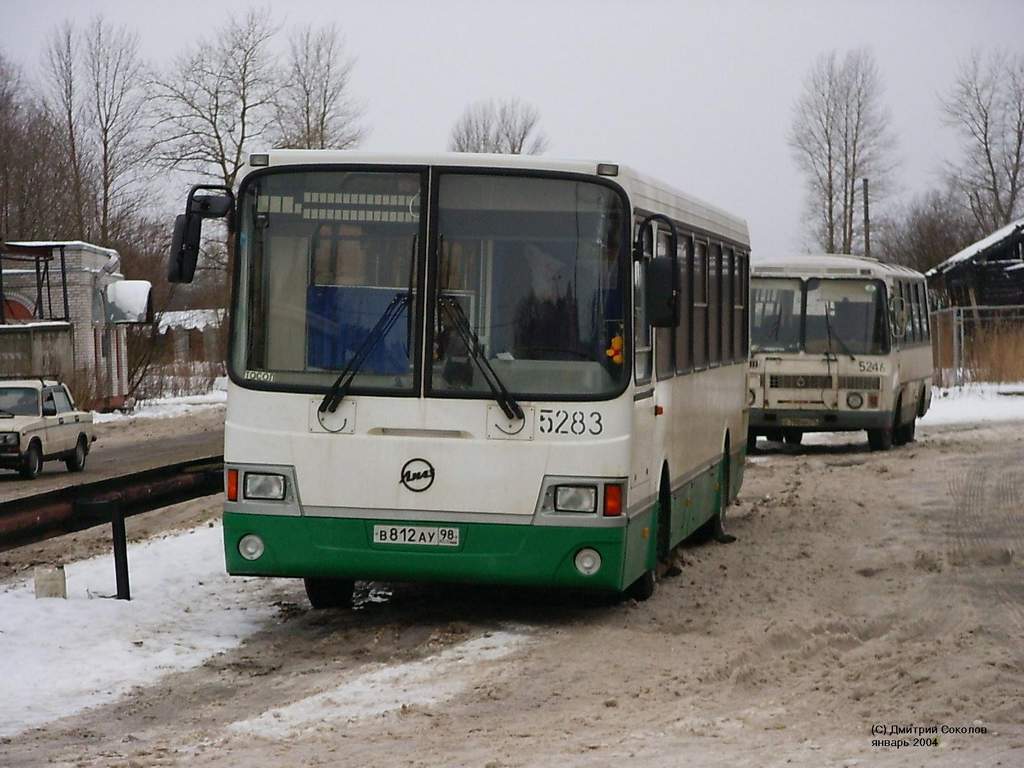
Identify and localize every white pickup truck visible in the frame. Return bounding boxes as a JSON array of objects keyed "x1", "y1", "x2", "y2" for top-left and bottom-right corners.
[{"x1": 0, "y1": 379, "x2": 95, "y2": 479}]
